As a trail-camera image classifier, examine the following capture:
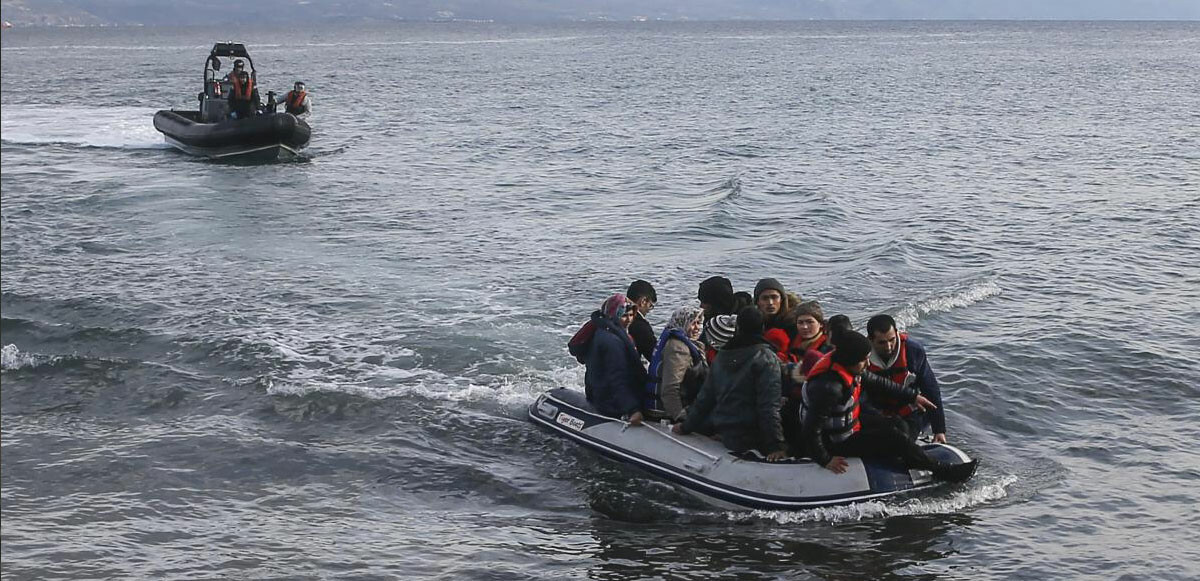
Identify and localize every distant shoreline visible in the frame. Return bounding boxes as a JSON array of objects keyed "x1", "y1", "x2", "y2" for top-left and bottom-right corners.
[{"x1": 3, "y1": 18, "x2": 1198, "y2": 30}]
